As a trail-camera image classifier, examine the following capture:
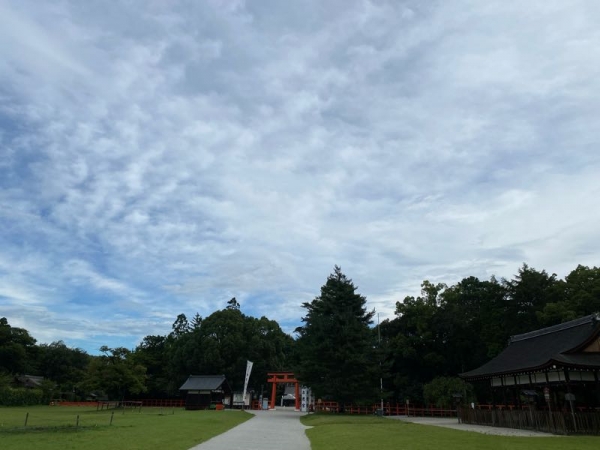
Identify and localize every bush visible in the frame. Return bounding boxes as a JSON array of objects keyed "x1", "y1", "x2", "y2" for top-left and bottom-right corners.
[
  {"x1": 423, "y1": 377, "x2": 474, "y2": 408},
  {"x1": 0, "y1": 387, "x2": 44, "y2": 406}
]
